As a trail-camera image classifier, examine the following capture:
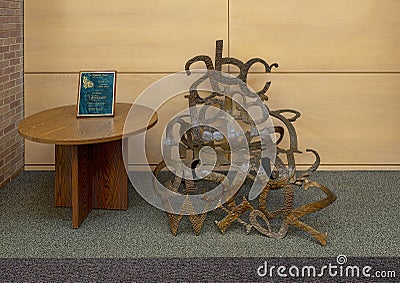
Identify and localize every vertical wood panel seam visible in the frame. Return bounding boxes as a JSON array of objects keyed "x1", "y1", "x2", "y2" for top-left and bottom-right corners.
[{"x1": 228, "y1": 0, "x2": 230, "y2": 71}]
